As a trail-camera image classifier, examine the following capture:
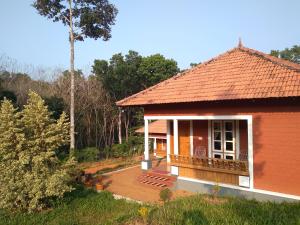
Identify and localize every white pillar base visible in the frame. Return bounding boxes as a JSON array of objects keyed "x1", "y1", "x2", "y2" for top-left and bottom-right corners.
[
  {"x1": 141, "y1": 160, "x2": 152, "y2": 170},
  {"x1": 171, "y1": 166, "x2": 179, "y2": 176}
]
